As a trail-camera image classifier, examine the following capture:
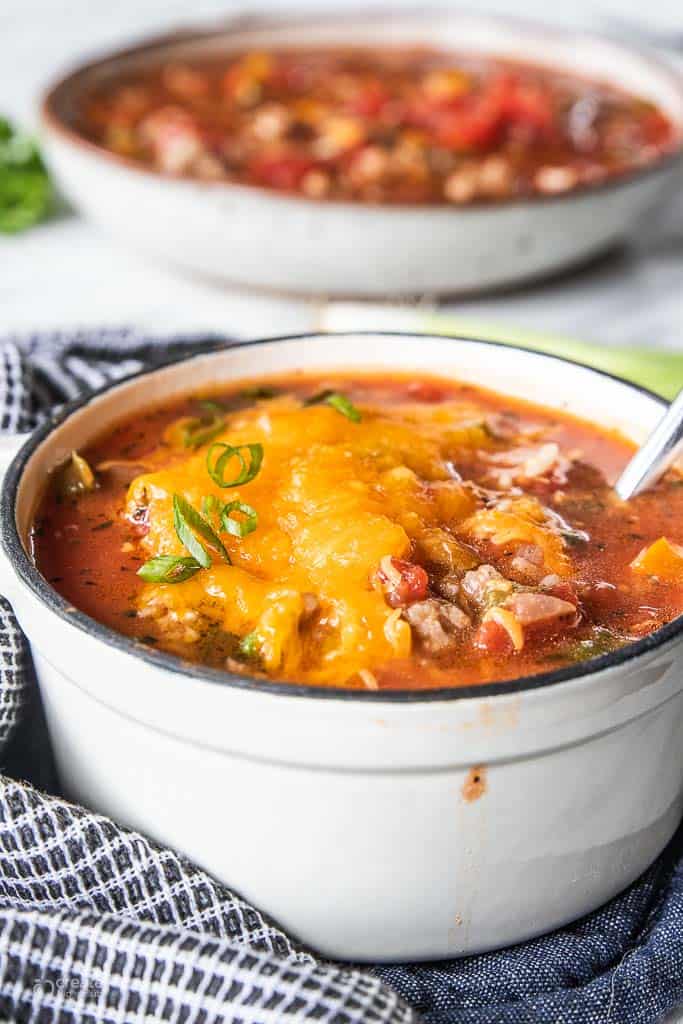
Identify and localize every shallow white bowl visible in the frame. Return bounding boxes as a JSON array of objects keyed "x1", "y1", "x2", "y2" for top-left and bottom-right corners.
[
  {"x1": 41, "y1": 12, "x2": 683, "y2": 297},
  {"x1": 2, "y1": 333, "x2": 683, "y2": 961}
]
